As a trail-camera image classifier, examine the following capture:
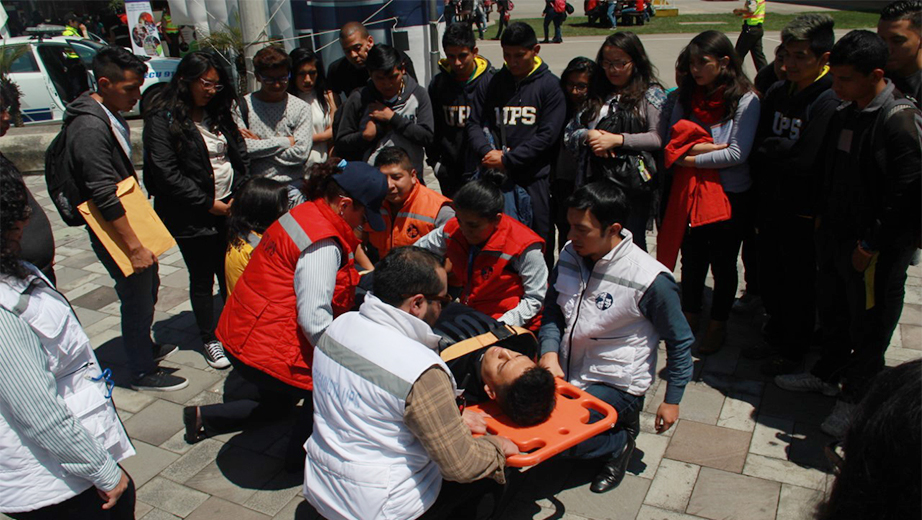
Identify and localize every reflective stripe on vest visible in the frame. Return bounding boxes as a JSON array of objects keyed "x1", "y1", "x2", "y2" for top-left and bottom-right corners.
[
  {"x1": 744, "y1": 0, "x2": 765, "y2": 25},
  {"x1": 245, "y1": 232, "x2": 261, "y2": 249},
  {"x1": 278, "y1": 212, "x2": 313, "y2": 251},
  {"x1": 316, "y1": 333, "x2": 413, "y2": 399},
  {"x1": 395, "y1": 211, "x2": 436, "y2": 224}
]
